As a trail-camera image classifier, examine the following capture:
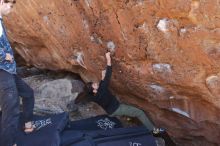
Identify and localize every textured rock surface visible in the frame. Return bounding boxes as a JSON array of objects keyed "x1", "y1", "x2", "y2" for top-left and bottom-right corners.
[
  {"x1": 4, "y1": 0, "x2": 220, "y2": 145},
  {"x1": 24, "y1": 75, "x2": 84, "y2": 114}
]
